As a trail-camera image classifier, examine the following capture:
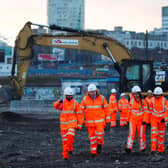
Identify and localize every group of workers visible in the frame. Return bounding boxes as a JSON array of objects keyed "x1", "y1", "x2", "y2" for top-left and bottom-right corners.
[{"x1": 53, "y1": 84, "x2": 168, "y2": 160}]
